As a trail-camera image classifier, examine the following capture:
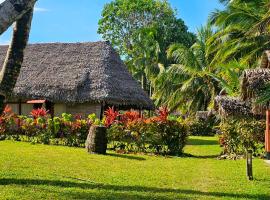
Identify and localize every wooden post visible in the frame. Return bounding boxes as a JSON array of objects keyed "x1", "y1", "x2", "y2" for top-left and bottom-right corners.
[
  {"x1": 265, "y1": 110, "x2": 270, "y2": 160},
  {"x1": 18, "y1": 99, "x2": 22, "y2": 115},
  {"x1": 246, "y1": 150, "x2": 253, "y2": 180}
]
